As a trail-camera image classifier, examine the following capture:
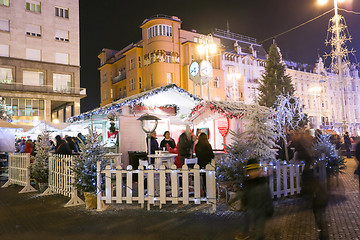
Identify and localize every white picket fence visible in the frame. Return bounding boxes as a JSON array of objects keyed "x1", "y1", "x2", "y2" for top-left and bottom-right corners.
[
  {"x1": 96, "y1": 161, "x2": 216, "y2": 212},
  {"x1": 263, "y1": 160, "x2": 326, "y2": 199},
  {"x1": 41, "y1": 154, "x2": 84, "y2": 207},
  {"x1": 1, "y1": 153, "x2": 37, "y2": 193}
]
